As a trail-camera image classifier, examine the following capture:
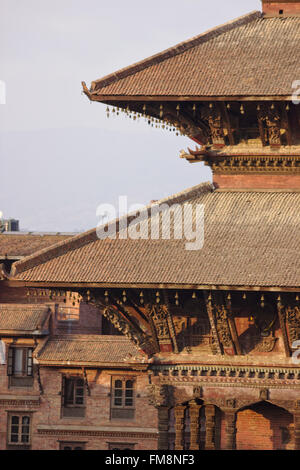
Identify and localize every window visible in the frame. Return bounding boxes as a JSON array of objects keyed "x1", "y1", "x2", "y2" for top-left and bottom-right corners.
[
  {"x1": 111, "y1": 377, "x2": 135, "y2": 420},
  {"x1": 7, "y1": 347, "x2": 33, "y2": 387},
  {"x1": 60, "y1": 442, "x2": 86, "y2": 450},
  {"x1": 108, "y1": 443, "x2": 135, "y2": 450},
  {"x1": 61, "y1": 376, "x2": 85, "y2": 418},
  {"x1": 8, "y1": 413, "x2": 31, "y2": 448}
]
